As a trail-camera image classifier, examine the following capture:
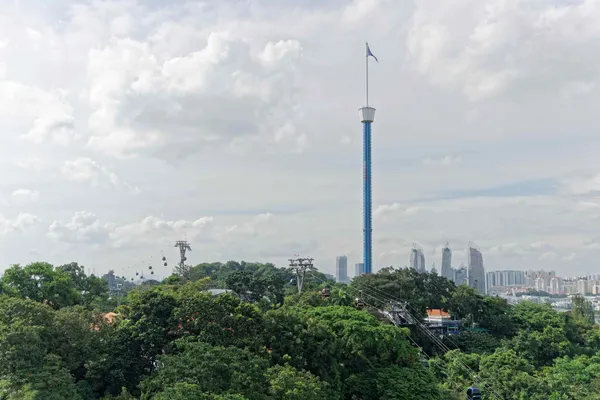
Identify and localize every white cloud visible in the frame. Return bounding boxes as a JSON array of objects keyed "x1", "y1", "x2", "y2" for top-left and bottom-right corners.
[
  {"x1": 219, "y1": 212, "x2": 274, "y2": 239},
  {"x1": 539, "y1": 251, "x2": 558, "y2": 261},
  {"x1": 0, "y1": 213, "x2": 40, "y2": 234},
  {"x1": 11, "y1": 189, "x2": 40, "y2": 203},
  {"x1": 48, "y1": 211, "x2": 278, "y2": 256},
  {"x1": 407, "y1": 0, "x2": 600, "y2": 102},
  {"x1": 342, "y1": 0, "x2": 385, "y2": 24},
  {"x1": 0, "y1": 81, "x2": 75, "y2": 145},
  {"x1": 374, "y1": 203, "x2": 420, "y2": 220},
  {"x1": 562, "y1": 172, "x2": 600, "y2": 195},
  {"x1": 48, "y1": 211, "x2": 111, "y2": 244},
  {"x1": 61, "y1": 158, "x2": 139, "y2": 194},
  {"x1": 85, "y1": 32, "x2": 305, "y2": 159},
  {"x1": 2, "y1": 0, "x2": 600, "y2": 278},
  {"x1": 489, "y1": 242, "x2": 518, "y2": 256},
  {"x1": 15, "y1": 157, "x2": 45, "y2": 171},
  {"x1": 257, "y1": 39, "x2": 303, "y2": 67},
  {"x1": 422, "y1": 155, "x2": 462, "y2": 166},
  {"x1": 111, "y1": 215, "x2": 214, "y2": 249}
]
